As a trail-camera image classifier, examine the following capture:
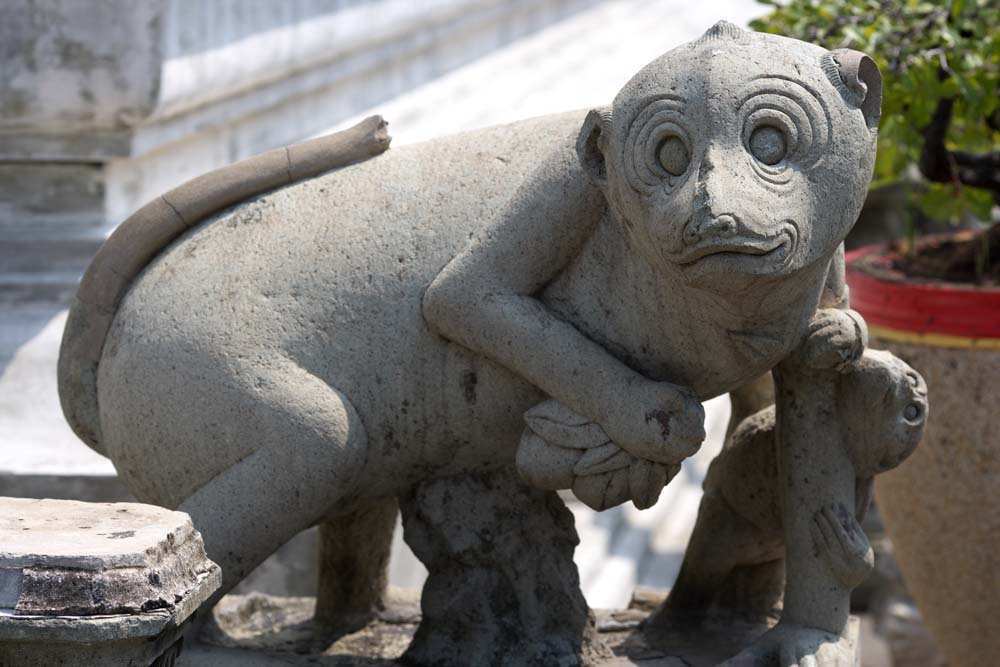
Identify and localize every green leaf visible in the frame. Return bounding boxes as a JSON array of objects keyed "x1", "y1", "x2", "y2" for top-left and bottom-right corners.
[
  {"x1": 965, "y1": 188, "x2": 995, "y2": 221},
  {"x1": 953, "y1": 0, "x2": 973, "y2": 21}
]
